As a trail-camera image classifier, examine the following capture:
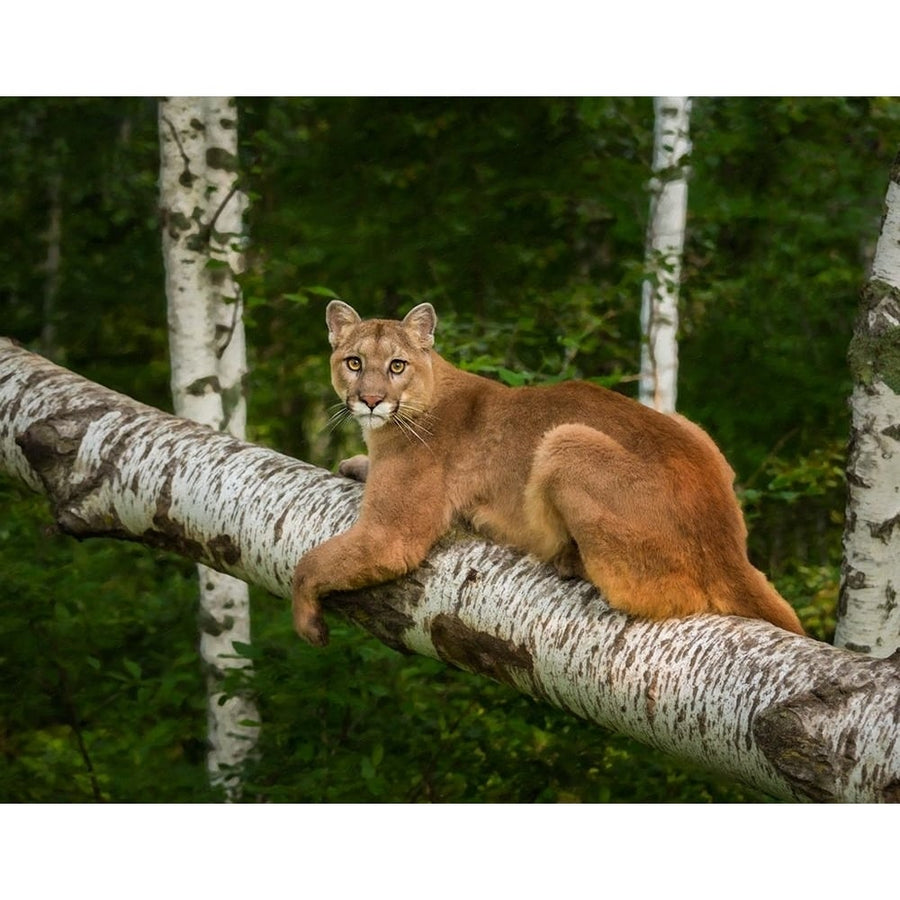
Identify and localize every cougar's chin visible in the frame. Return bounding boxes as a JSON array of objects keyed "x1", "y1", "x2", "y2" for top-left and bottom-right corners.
[
  {"x1": 358, "y1": 413, "x2": 389, "y2": 430},
  {"x1": 349, "y1": 399, "x2": 394, "y2": 430}
]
